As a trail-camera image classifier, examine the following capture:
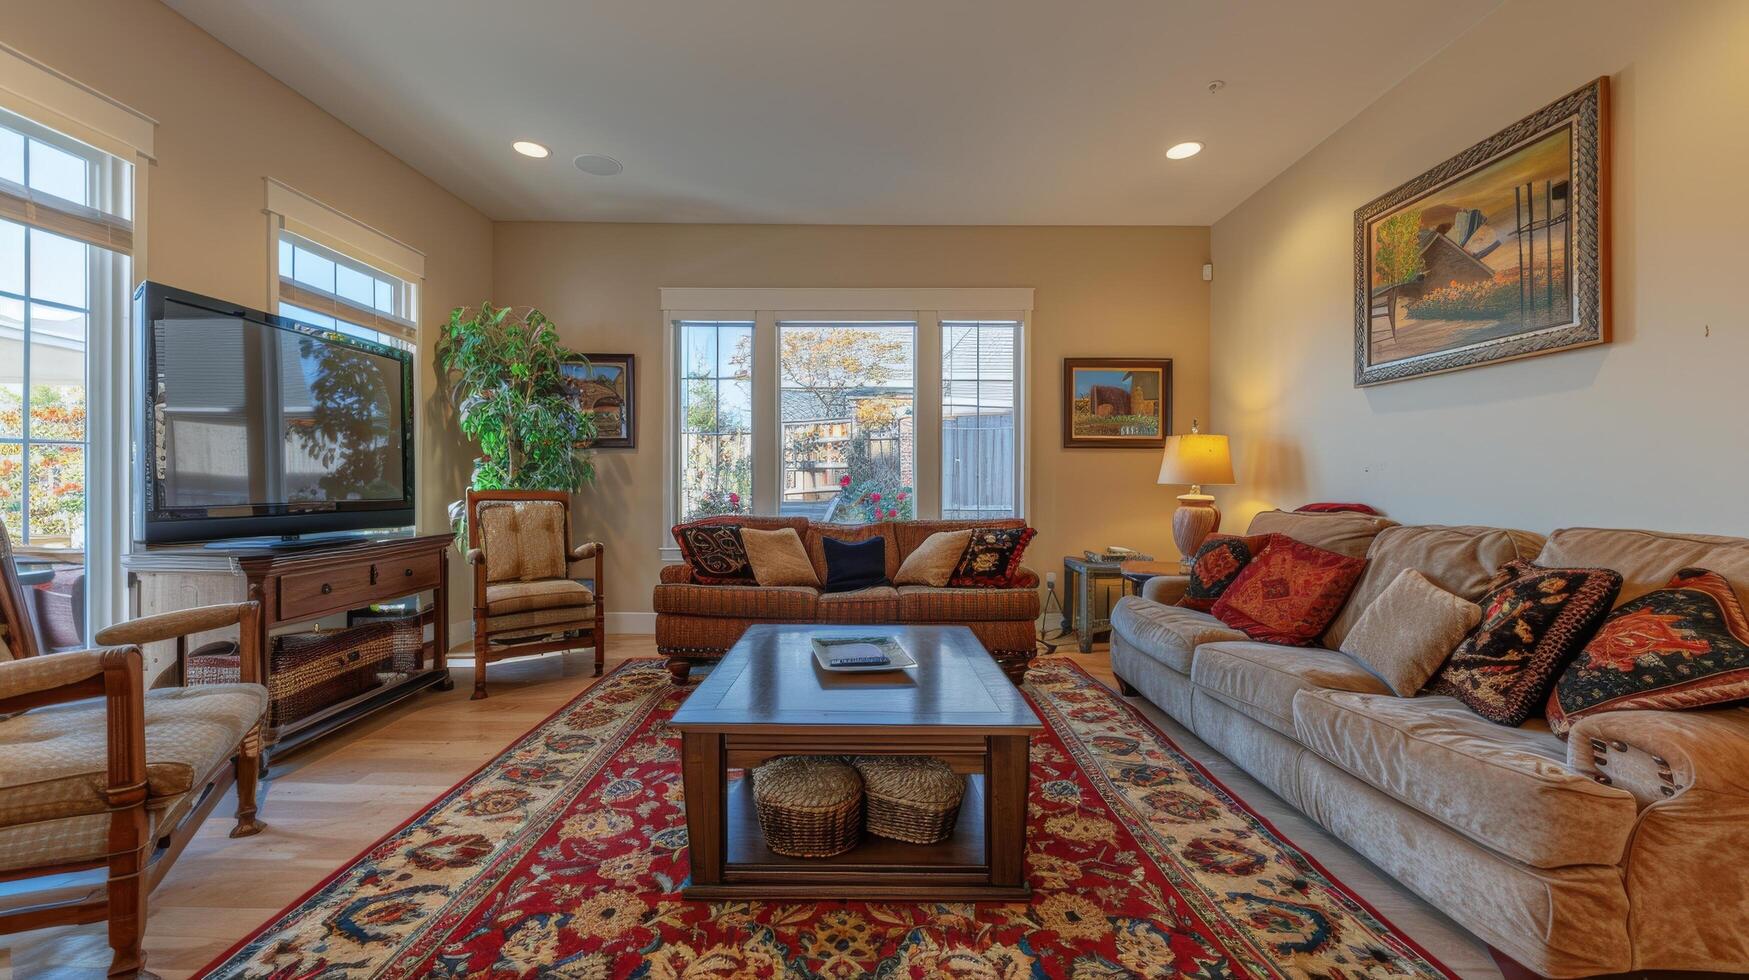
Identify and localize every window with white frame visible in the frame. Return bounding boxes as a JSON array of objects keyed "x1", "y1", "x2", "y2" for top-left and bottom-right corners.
[
  {"x1": 276, "y1": 230, "x2": 417, "y2": 350},
  {"x1": 663, "y1": 289, "x2": 1029, "y2": 538},
  {"x1": 0, "y1": 105, "x2": 134, "y2": 649}
]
